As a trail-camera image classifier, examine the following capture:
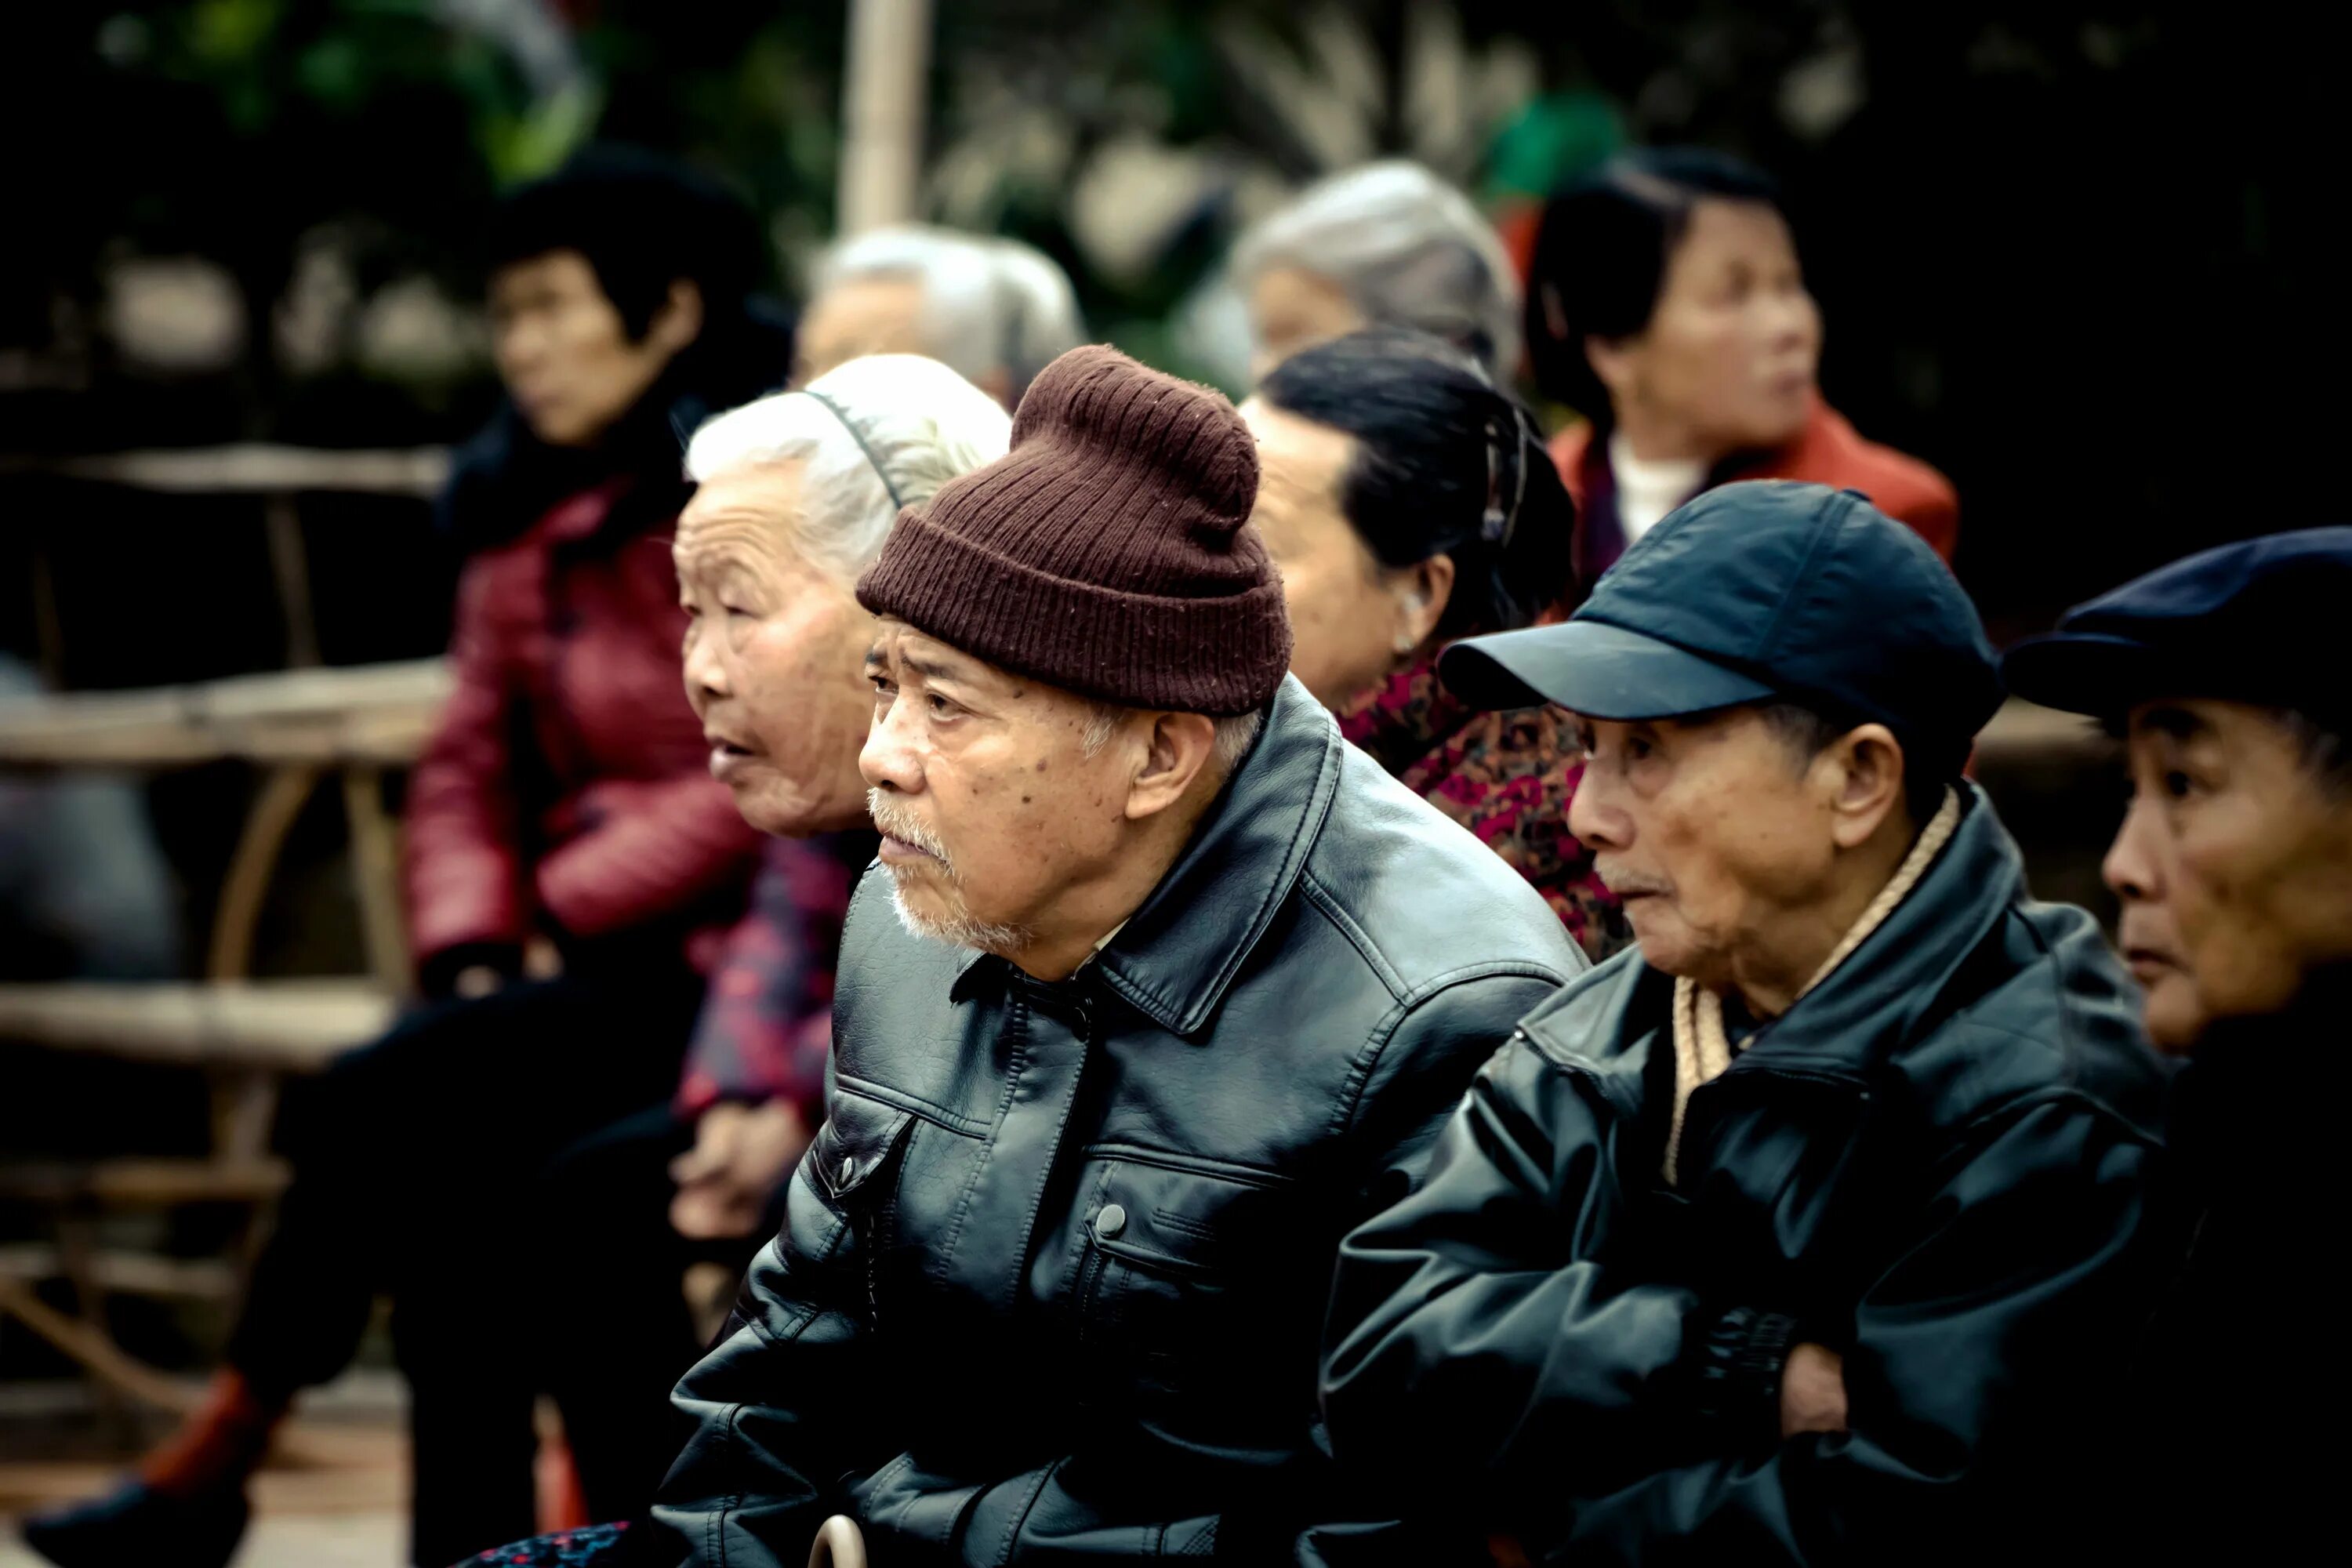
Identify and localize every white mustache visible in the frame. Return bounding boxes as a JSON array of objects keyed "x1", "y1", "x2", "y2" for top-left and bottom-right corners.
[{"x1": 866, "y1": 787, "x2": 951, "y2": 869}]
